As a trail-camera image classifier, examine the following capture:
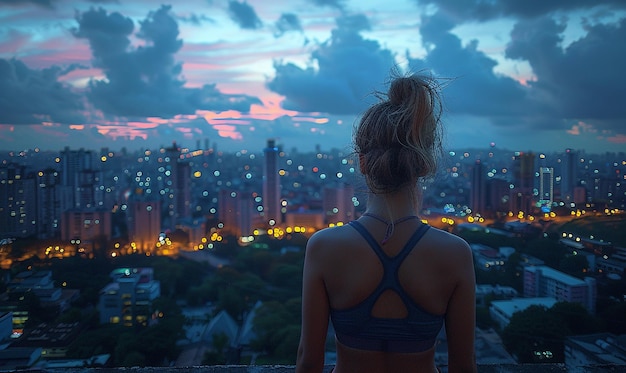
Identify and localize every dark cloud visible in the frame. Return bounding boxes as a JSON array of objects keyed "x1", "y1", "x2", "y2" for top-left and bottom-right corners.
[
  {"x1": 0, "y1": 58, "x2": 86, "y2": 125},
  {"x1": 409, "y1": 11, "x2": 532, "y2": 120},
  {"x1": 274, "y1": 13, "x2": 302, "y2": 37},
  {"x1": 414, "y1": 0, "x2": 626, "y2": 22},
  {"x1": 72, "y1": 5, "x2": 260, "y2": 118},
  {"x1": 0, "y1": 0, "x2": 117, "y2": 7},
  {"x1": 267, "y1": 14, "x2": 396, "y2": 115},
  {"x1": 307, "y1": 0, "x2": 346, "y2": 10},
  {"x1": 227, "y1": 1, "x2": 262, "y2": 30},
  {"x1": 0, "y1": 0, "x2": 54, "y2": 8},
  {"x1": 177, "y1": 13, "x2": 214, "y2": 26},
  {"x1": 336, "y1": 13, "x2": 370, "y2": 32},
  {"x1": 409, "y1": 9, "x2": 626, "y2": 139},
  {"x1": 506, "y1": 16, "x2": 626, "y2": 134}
]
